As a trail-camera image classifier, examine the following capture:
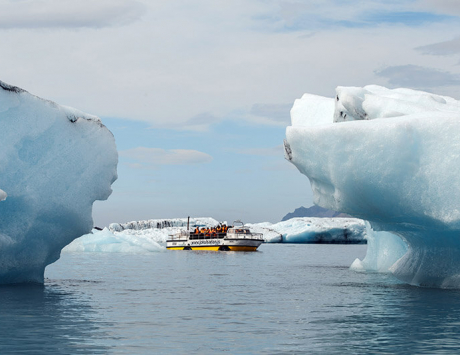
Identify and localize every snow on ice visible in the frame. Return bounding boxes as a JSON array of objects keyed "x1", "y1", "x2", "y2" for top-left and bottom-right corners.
[
  {"x1": 285, "y1": 85, "x2": 460, "y2": 287},
  {"x1": 0, "y1": 80, "x2": 117, "y2": 283}
]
